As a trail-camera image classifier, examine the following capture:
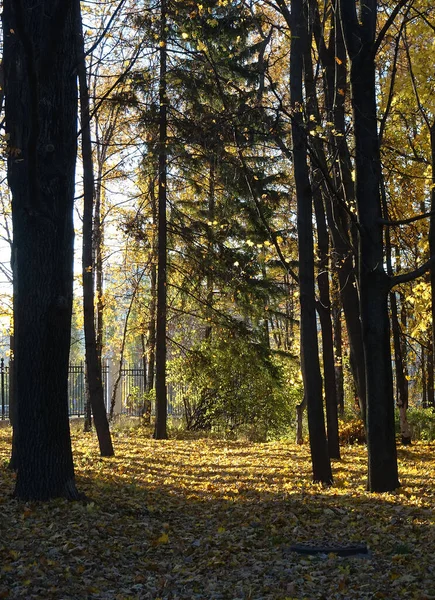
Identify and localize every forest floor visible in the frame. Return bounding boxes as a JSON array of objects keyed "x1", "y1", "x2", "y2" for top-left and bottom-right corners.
[{"x1": 0, "y1": 425, "x2": 434, "y2": 600}]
